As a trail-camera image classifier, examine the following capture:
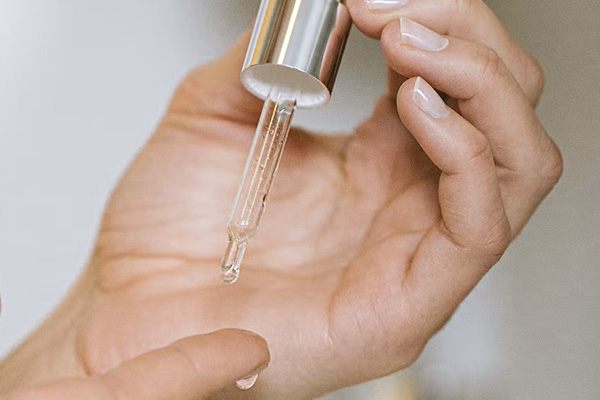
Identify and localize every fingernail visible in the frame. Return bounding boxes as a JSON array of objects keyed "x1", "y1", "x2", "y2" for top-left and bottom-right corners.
[
  {"x1": 400, "y1": 17, "x2": 449, "y2": 52},
  {"x1": 235, "y1": 364, "x2": 267, "y2": 391},
  {"x1": 366, "y1": 0, "x2": 408, "y2": 11},
  {"x1": 413, "y1": 77, "x2": 450, "y2": 119}
]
